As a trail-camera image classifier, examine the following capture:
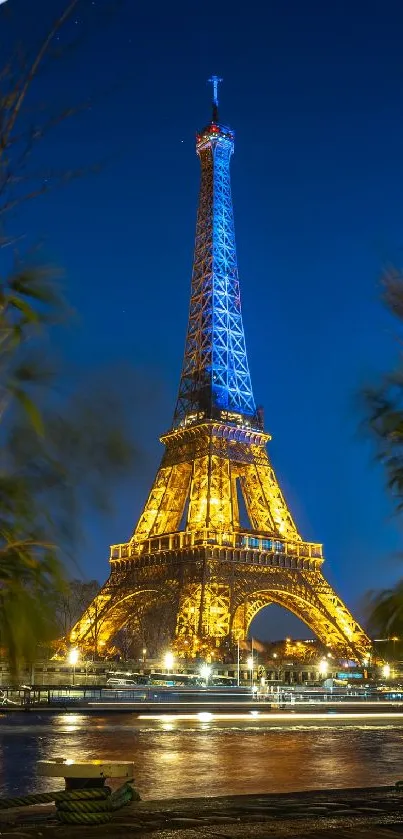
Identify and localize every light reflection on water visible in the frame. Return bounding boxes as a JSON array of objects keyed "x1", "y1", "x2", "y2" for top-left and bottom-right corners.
[{"x1": 0, "y1": 713, "x2": 401, "y2": 799}]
